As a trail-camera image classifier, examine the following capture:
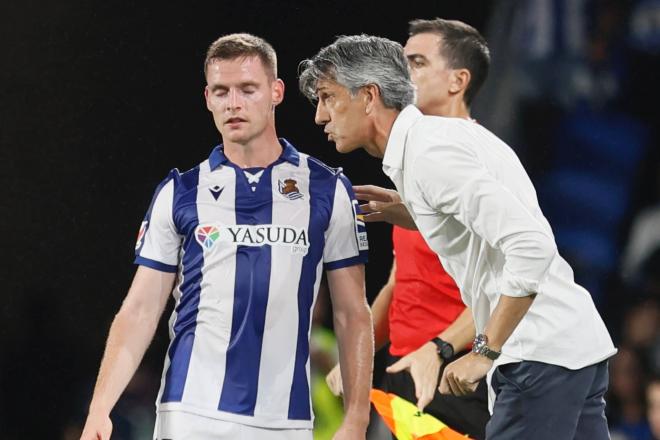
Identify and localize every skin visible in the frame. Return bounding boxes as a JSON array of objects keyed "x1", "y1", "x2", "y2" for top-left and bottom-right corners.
[
  {"x1": 81, "y1": 55, "x2": 373, "y2": 440},
  {"x1": 315, "y1": 32, "x2": 535, "y2": 405}
]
